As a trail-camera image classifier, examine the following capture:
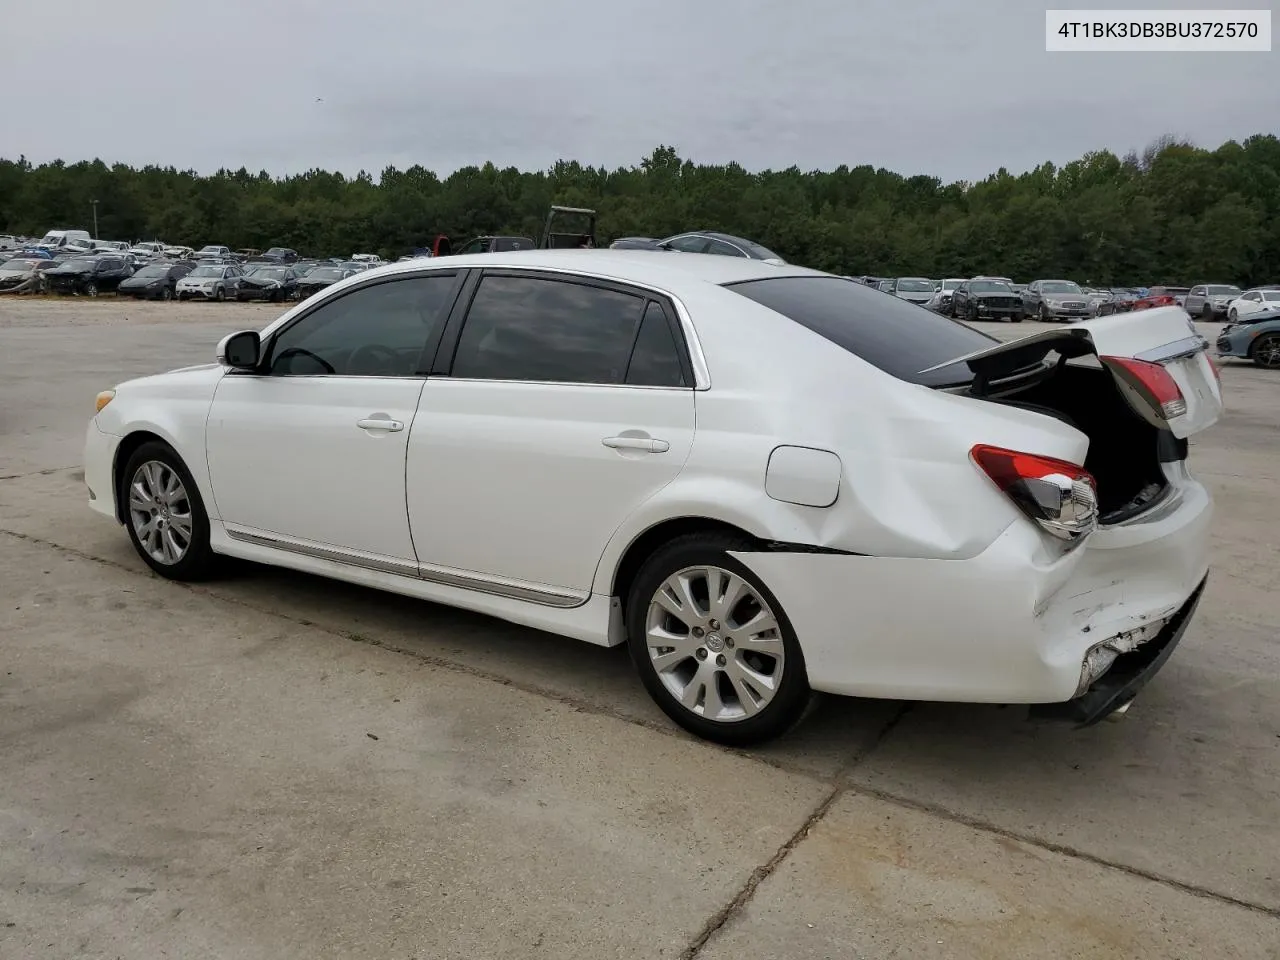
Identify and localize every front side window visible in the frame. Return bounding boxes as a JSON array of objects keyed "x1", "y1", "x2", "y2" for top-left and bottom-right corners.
[
  {"x1": 451, "y1": 275, "x2": 647, "y2": 384},
  {"x1": 267, "y1": 274, "x2": 457, "y2": 377}
]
